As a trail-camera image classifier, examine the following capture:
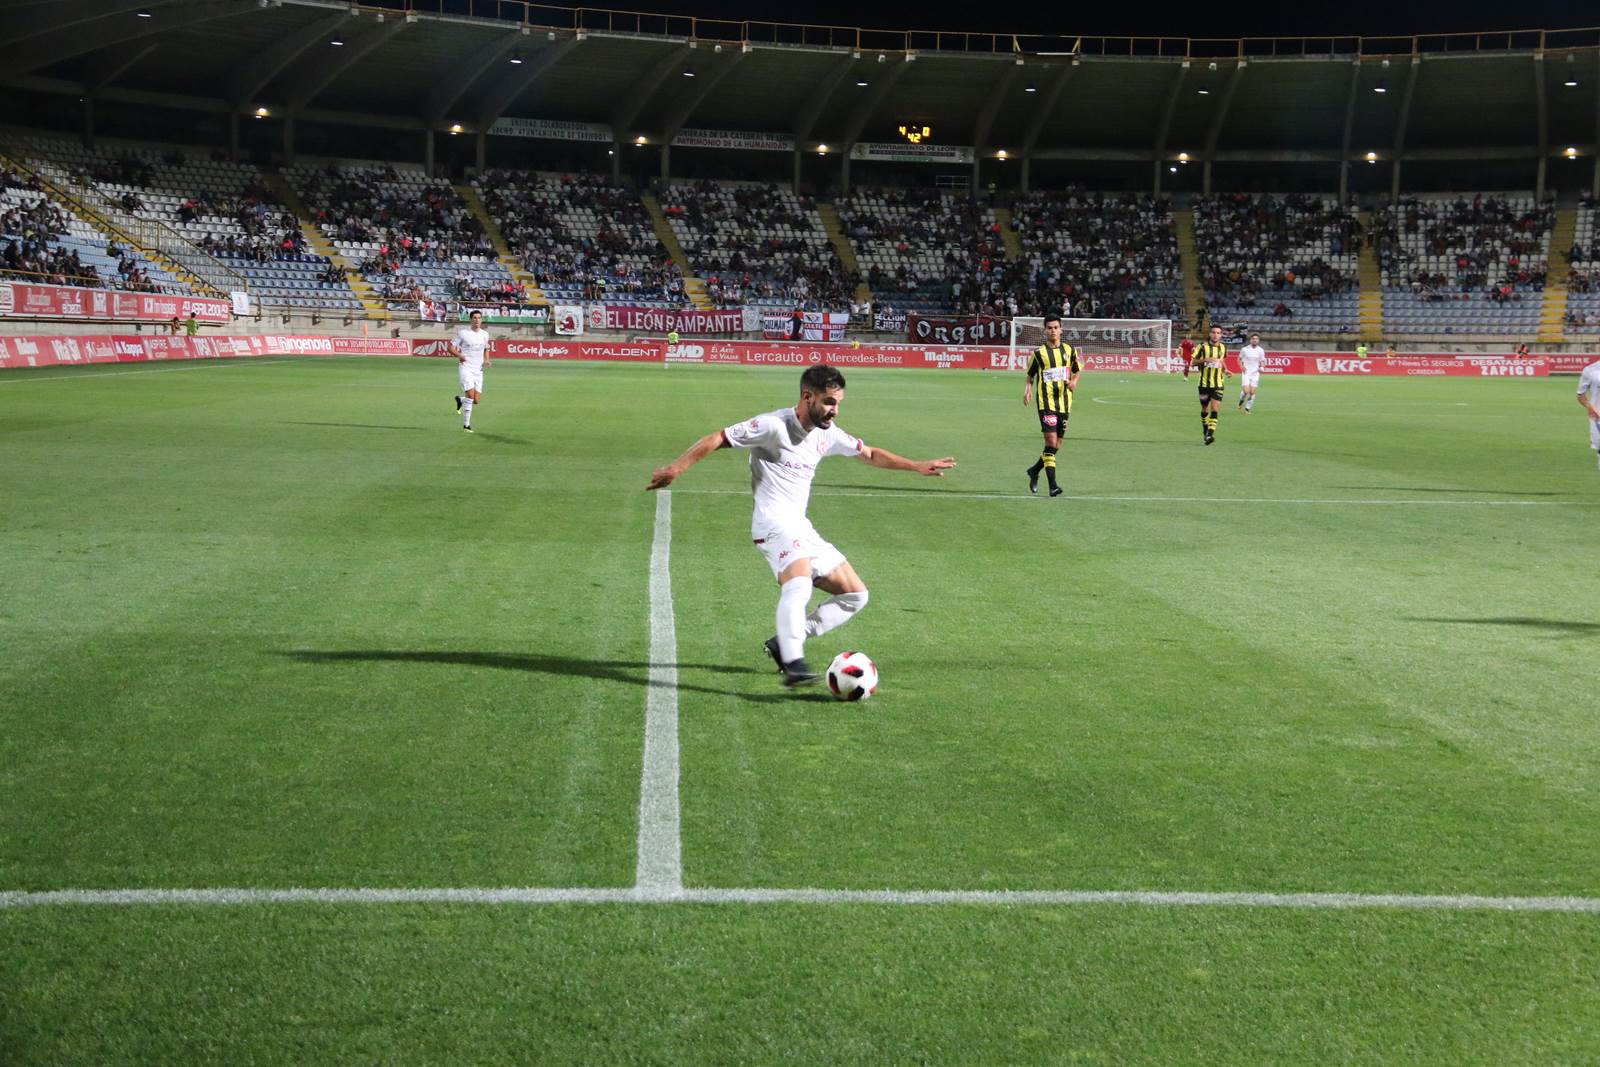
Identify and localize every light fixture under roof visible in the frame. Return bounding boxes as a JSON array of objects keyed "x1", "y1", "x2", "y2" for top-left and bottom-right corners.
[
  {"x1": 682, "y1": 67, "x2": 695, "y2": 77},
  {"x1": 856, "y1": 78, "x2": 868, "y2": 86},
  {"x1": 1374, "y1": 80, "x2": 1387, "y2": 93},
  {"x1": 1366, "y1": 151, "x2": 1378, "y2": 163},
  {"x1": 1197, "y1": 85, "x2": 1210, "y2": 95},
  {"x1": 255, "y1": 106, "x2": 270, "y2": 118},
  {"x1": 135, "y1": 8, "x2": 152, "y2": 16},
  {"x1": 817, "y1": 143, "x2": 828, "y2": 154},
  {"x1": 509, "y1": 52, "x2": 523, "y2": 64},
  {"x1": 996, "y1": 149, "x2": 1007, "y2": 159},
  {"x1": 330, "y1": 37, "x2": 344, "y2": 46},
  {"x1": 449, "y1": 123, "x2": 463, "y2": 135},
  {"x1": 1024, "y1": 83, "x2": 1037, "y2": 93}
]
